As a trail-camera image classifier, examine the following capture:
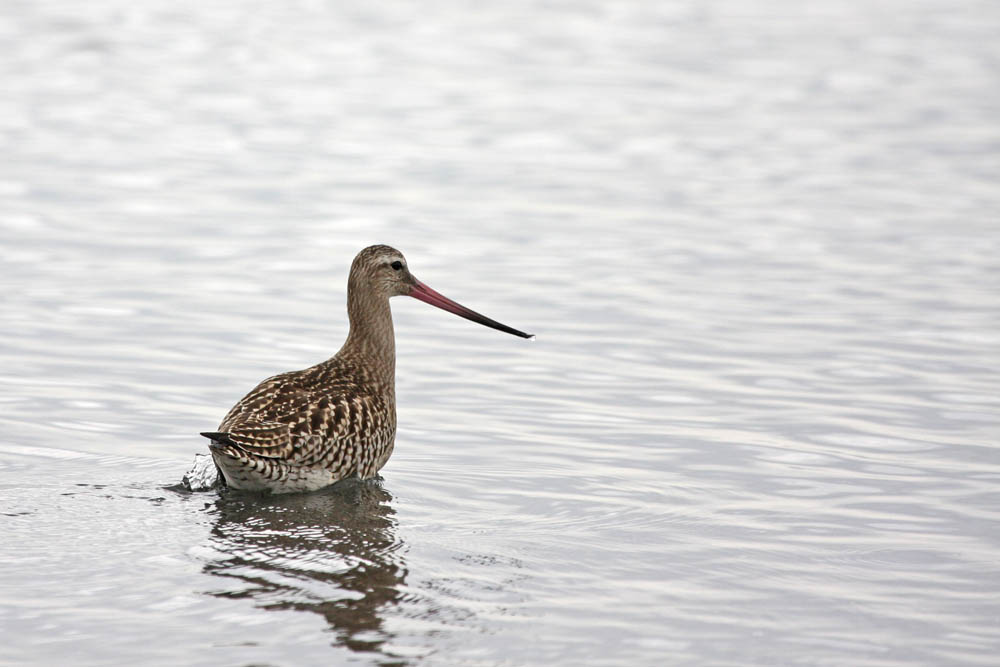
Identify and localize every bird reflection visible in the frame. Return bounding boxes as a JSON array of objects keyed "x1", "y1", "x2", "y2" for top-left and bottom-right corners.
[{"x1": 202, "y1": 479, "x2": 407, "y2": 662}]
